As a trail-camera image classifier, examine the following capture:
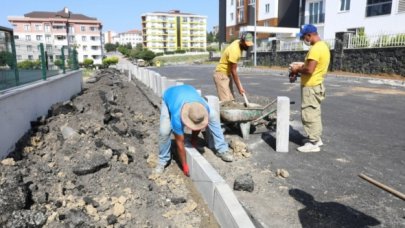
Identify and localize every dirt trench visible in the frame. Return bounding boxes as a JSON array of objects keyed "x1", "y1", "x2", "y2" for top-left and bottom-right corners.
[{"x1": 0, "y1": 69, "x2": 218, "y2": 227}]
